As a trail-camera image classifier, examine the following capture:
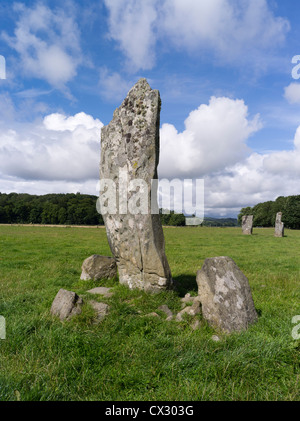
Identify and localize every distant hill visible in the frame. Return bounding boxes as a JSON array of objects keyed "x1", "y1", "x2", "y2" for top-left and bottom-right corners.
[
  {"x1": 185, "y1": 216, "x2": 238, "y2": 227},
  {"x1": 201, "y1": 217, "x2": 238, "y2": 227}
]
